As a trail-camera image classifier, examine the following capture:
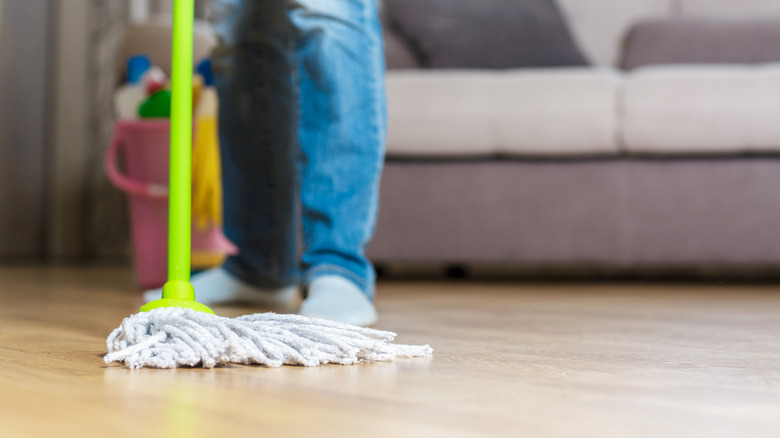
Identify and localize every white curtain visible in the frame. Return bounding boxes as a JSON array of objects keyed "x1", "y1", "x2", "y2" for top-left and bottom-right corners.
[{"x1": 0, "y1": 0, "x2": 50, "y2": 258}]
